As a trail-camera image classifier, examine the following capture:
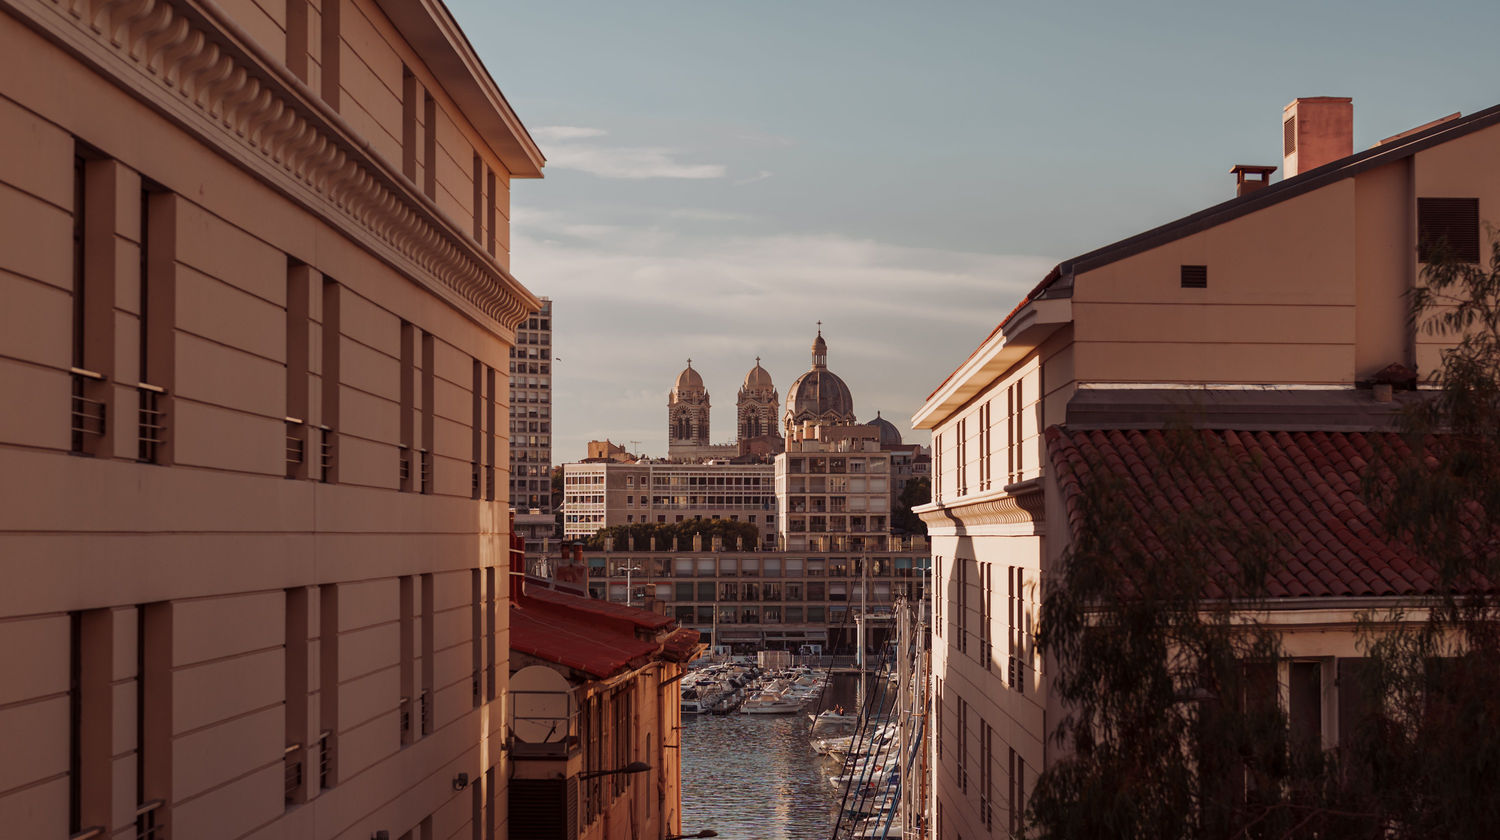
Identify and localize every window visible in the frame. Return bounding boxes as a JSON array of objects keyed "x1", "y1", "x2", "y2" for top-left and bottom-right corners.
[
  {"x1": 956, "y1": 695, "x2": 968, "y2": 793},
  {"x1": 1008, "y1": 749, "x2": 1025, "y2": 836},
  {"x1": 934, "y1": 556, "x2": 942, "y2": 637},
  {"x1": 957, "y1": 558, "x2": 969, "y2": 654},
  {"x1": 979, "y1": 401, "x2": 992, "y2": 491},
  {"x1": 956, "y1": 418, "x2": 968, "y2": 496},
  {"x1": 1006, "y1": 380, "x2": 1024, "y2": 485},
  {"x1": 980, "y1": 719, "x2": 993, "y2": 831},
  {"x1": 980, "y1": 563, "x2": 993, "y2": 669},
  {"x1": 1418, "y1": 197, "x2": 1480, "y2": 263}
]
